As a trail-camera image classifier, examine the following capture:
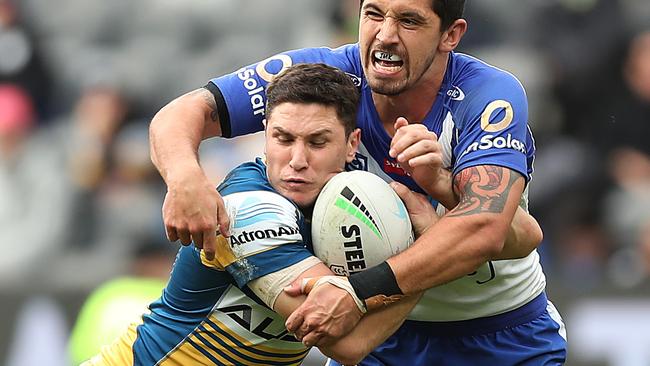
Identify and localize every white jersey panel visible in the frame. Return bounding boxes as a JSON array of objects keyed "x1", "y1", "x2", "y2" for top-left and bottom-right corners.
[{"x1": 223, "y1": 190, "x2": 302, "y2": 259}]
